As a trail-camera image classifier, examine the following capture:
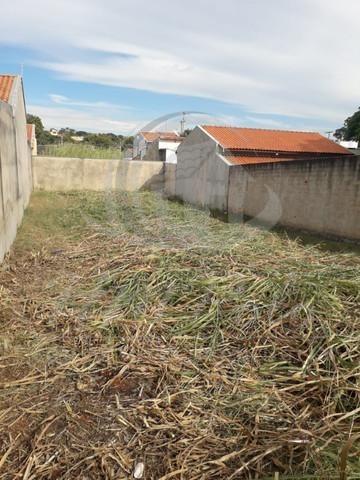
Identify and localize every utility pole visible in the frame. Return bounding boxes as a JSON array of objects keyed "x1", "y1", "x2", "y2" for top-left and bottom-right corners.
[
  {"x1": 325, "y1": 131, "x2": 333, "y2": 139},
  {"x1": 180, "y1": 112, "x2": 186, "y2": 136}
]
